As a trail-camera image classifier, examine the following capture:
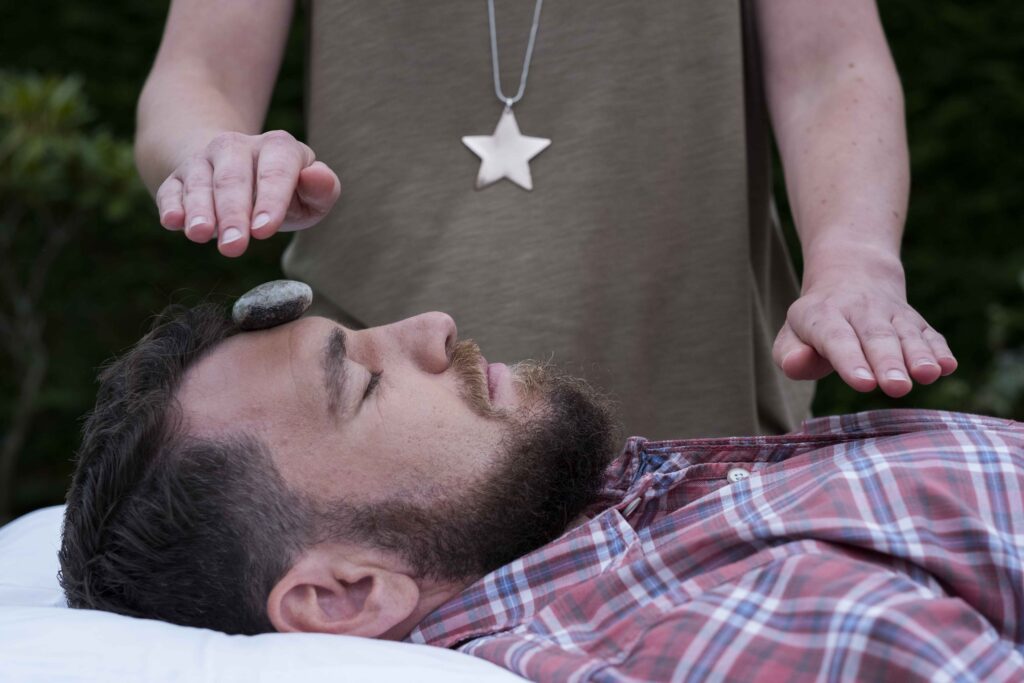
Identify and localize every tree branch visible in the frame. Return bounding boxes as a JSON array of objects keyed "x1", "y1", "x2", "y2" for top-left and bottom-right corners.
[
  {"x1": 0, "y1": 311, "x2": 14, "y2": 356},
  {"x1": 0, "y1": 202, "x2": 76, "y2": 522},
  {"x1": 0, "y1": 347, "x2": 47, "y2": 524},
  {"x1": 28, "y1": 204, "x2": 77, "y2": 305},
  {"x1": 0, "y1": 203, "x2": 26, "y2": 251}
]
